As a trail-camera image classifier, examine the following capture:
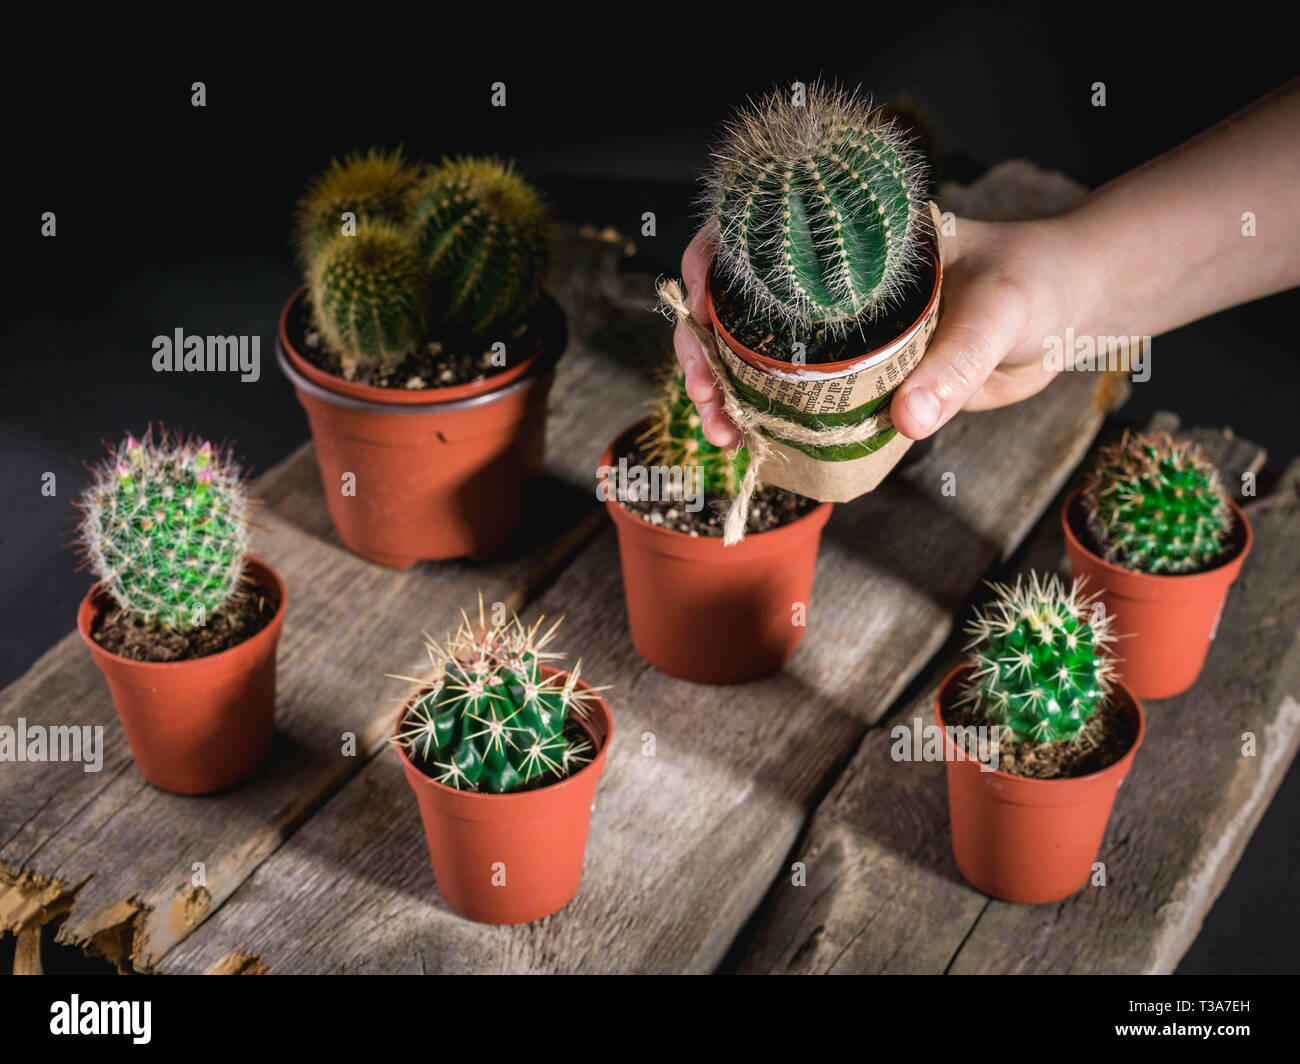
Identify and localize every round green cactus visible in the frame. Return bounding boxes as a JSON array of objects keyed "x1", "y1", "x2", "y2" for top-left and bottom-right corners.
[
  {"x1": 77, "y1": 430, "x2": 250, "y2": 629},
  {"x1": 705, "y1": 83, "x2": 930, "y2": 336},
  {"x1": 962, "y1": 573, "x2": 1116, "y2": 743},
  {"x1": 295, "y1": 147, "x2": 417, "y2": 261},
  {"x1": 408, "y1": 156, "x2": 552, "y2": 337},
  {"x1": 1082, "y1": 430, "x2": 1232, "y2": 575},
  {"x1": 640, "y1": 369, "x2": 748, "y2": 496},
  {"x1": 393, "y1": 602, "x2": 605, "y2": 793},
  {"x1": 310, "y1": 220, "x2": 426, "y2": 377}
]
